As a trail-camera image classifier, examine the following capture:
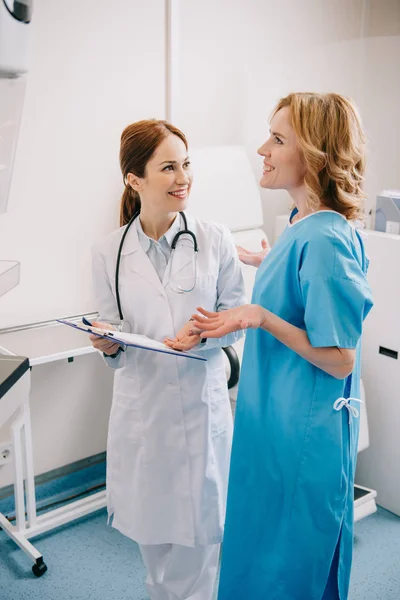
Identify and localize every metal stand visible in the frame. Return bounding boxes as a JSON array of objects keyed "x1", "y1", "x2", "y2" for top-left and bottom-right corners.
[{"x1": 0, "y1": 316, "x2": 107, "y2": 576}]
